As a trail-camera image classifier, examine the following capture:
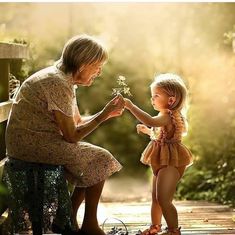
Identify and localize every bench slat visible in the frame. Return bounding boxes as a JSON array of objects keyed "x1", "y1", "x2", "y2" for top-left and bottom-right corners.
[
  {"x1": 0, "y1": 157, "x2": 8, "y2": 228},
  {"x1": 0, "y1": 42, "x2": 28, "y2": 59},
  {"x1": 0, "y1": 100, "x2": 12, "y2": 123},
  {"x1": 0, "y1": 157, "x2": 7, "y2": 180}
]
